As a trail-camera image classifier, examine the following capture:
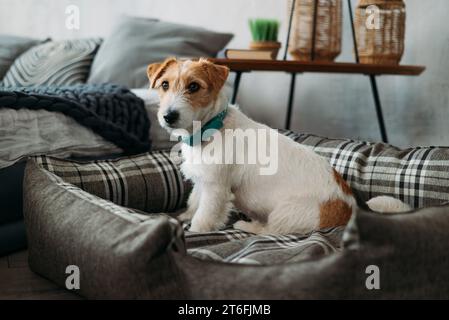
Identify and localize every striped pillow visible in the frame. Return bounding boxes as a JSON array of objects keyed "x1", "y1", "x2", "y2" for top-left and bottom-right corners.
[
  {"x1": 2, "y1": 38, "x2": 102, "y2": 86},
  {"x1": 33, "y1": 150, "x2": 192, "y2": 213}
]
